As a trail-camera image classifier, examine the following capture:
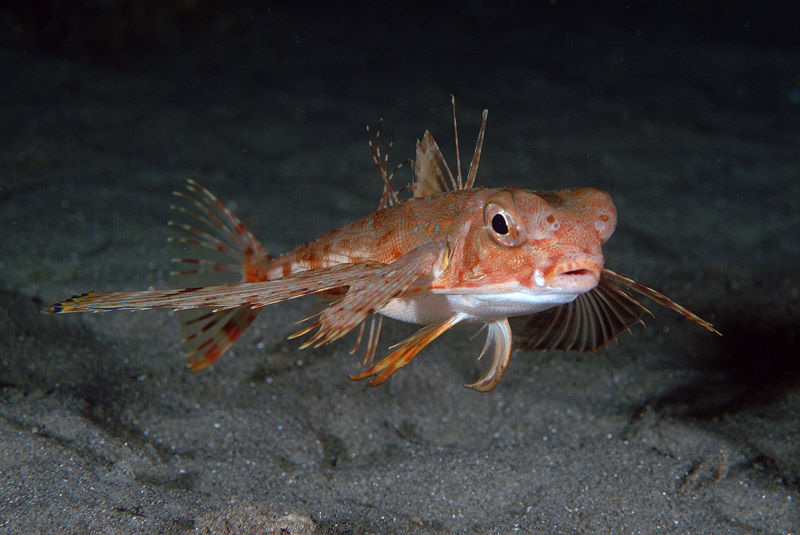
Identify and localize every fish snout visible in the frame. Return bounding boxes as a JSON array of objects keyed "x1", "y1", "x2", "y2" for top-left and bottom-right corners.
[{"x1": 533, "y1": 254, "x2": 603, "y2": 293}]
